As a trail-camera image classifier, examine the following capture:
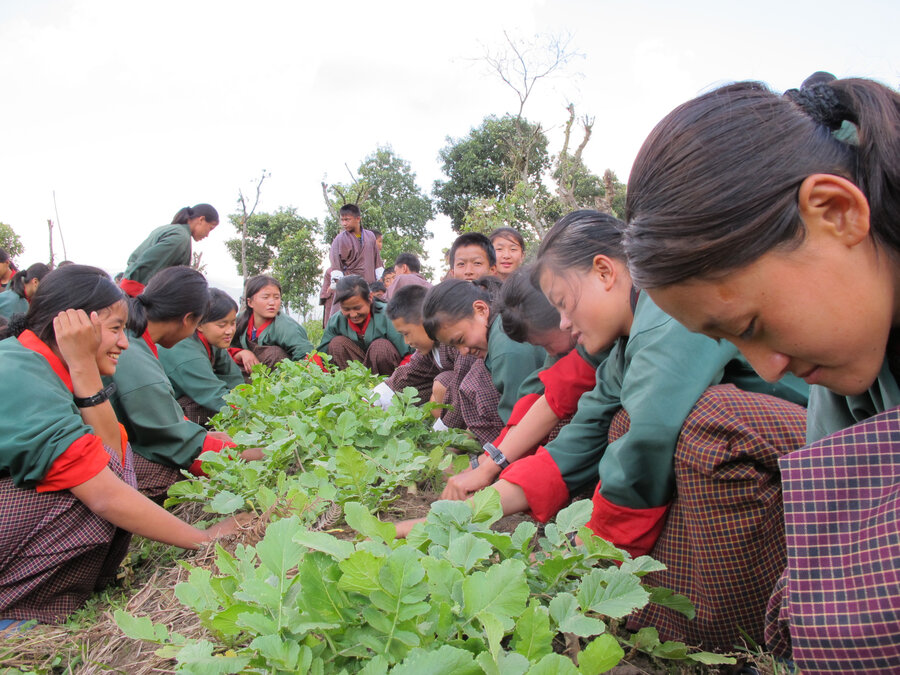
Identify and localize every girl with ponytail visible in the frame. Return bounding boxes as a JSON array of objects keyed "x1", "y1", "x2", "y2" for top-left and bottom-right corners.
[
  {"x1": 0, "y1": 262, "x2": 50, "y2": 319},
  {"x1": 109, "y1": 266, "x2": 261, "y2": 499},
  {"x1": 0, "y1": 249, "x2": 16, "y2": 292},
  {"x1": 624, "y1": 77, "x2": 900, "y2": 671},
  {"x1": 119, "y1": 203, "x2": 218, "y2": 297},
  {"x1": 0, "y1": 265, "x2": 244, "y2": 626}
]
